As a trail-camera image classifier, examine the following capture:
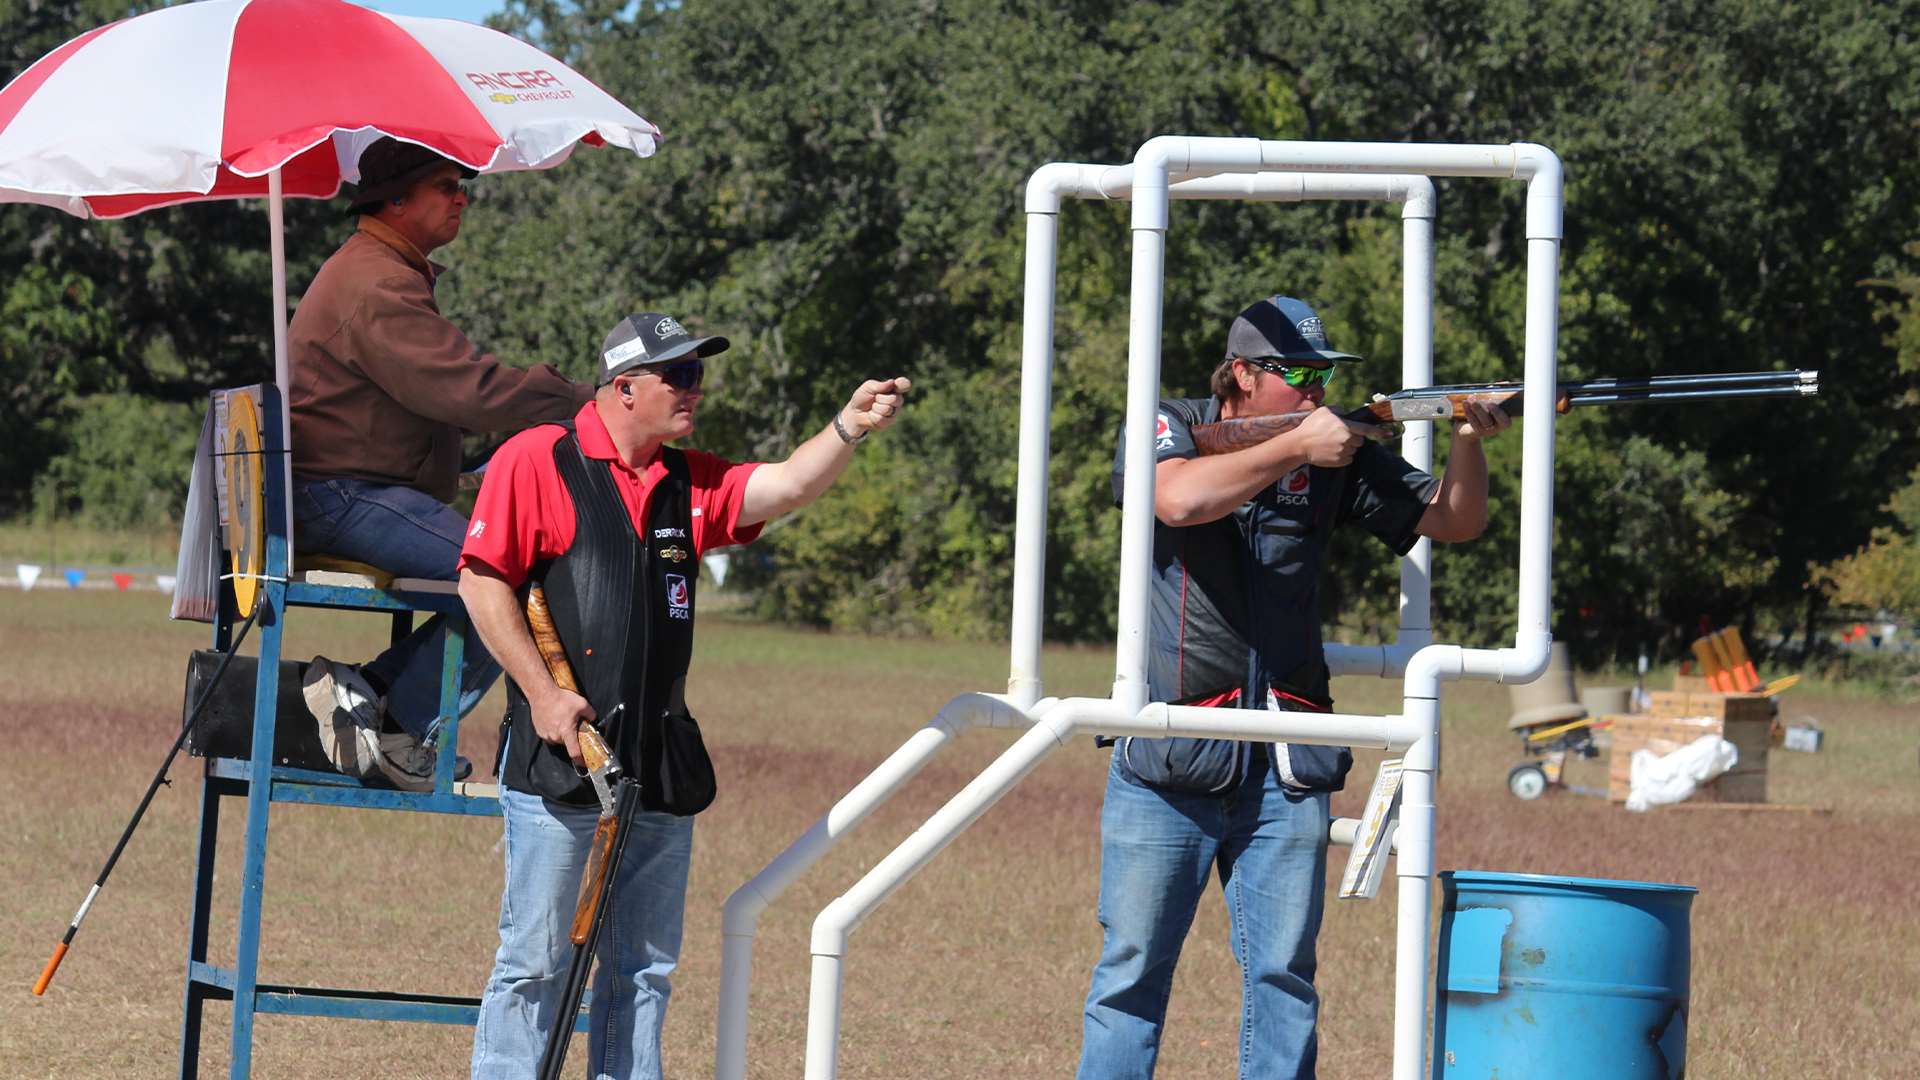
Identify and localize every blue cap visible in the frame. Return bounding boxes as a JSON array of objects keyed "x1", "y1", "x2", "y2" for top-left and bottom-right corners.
[{"x1": 1225, "y1": 296, "x2": 1361, "y2": 363}]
